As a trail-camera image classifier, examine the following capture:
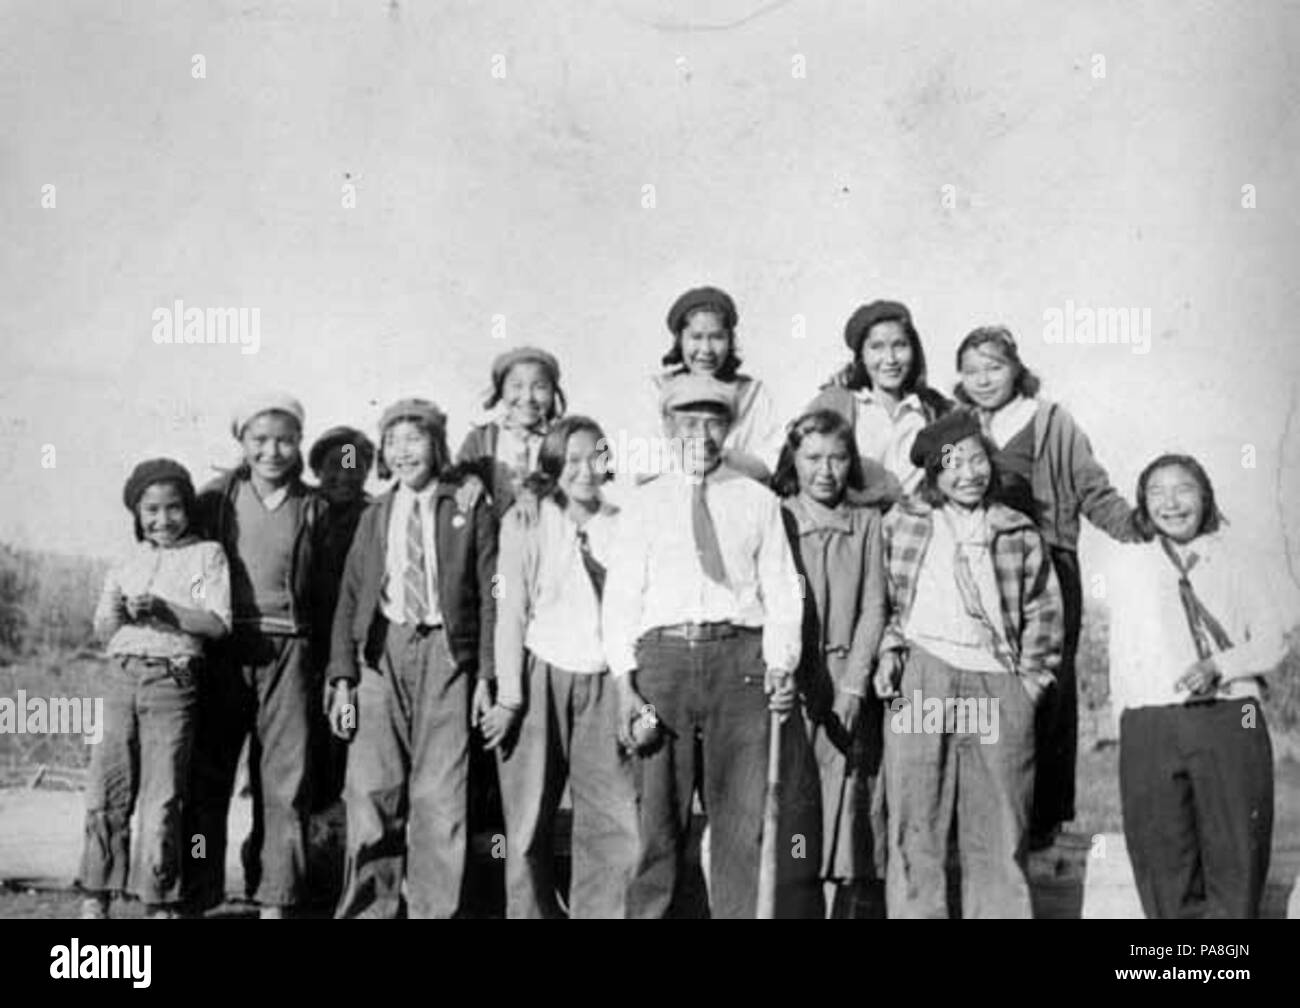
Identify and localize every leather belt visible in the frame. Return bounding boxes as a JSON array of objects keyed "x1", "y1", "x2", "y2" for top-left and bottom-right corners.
[{"x1": 649, "y1": 621, "x2": 746, "y2": 642}]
